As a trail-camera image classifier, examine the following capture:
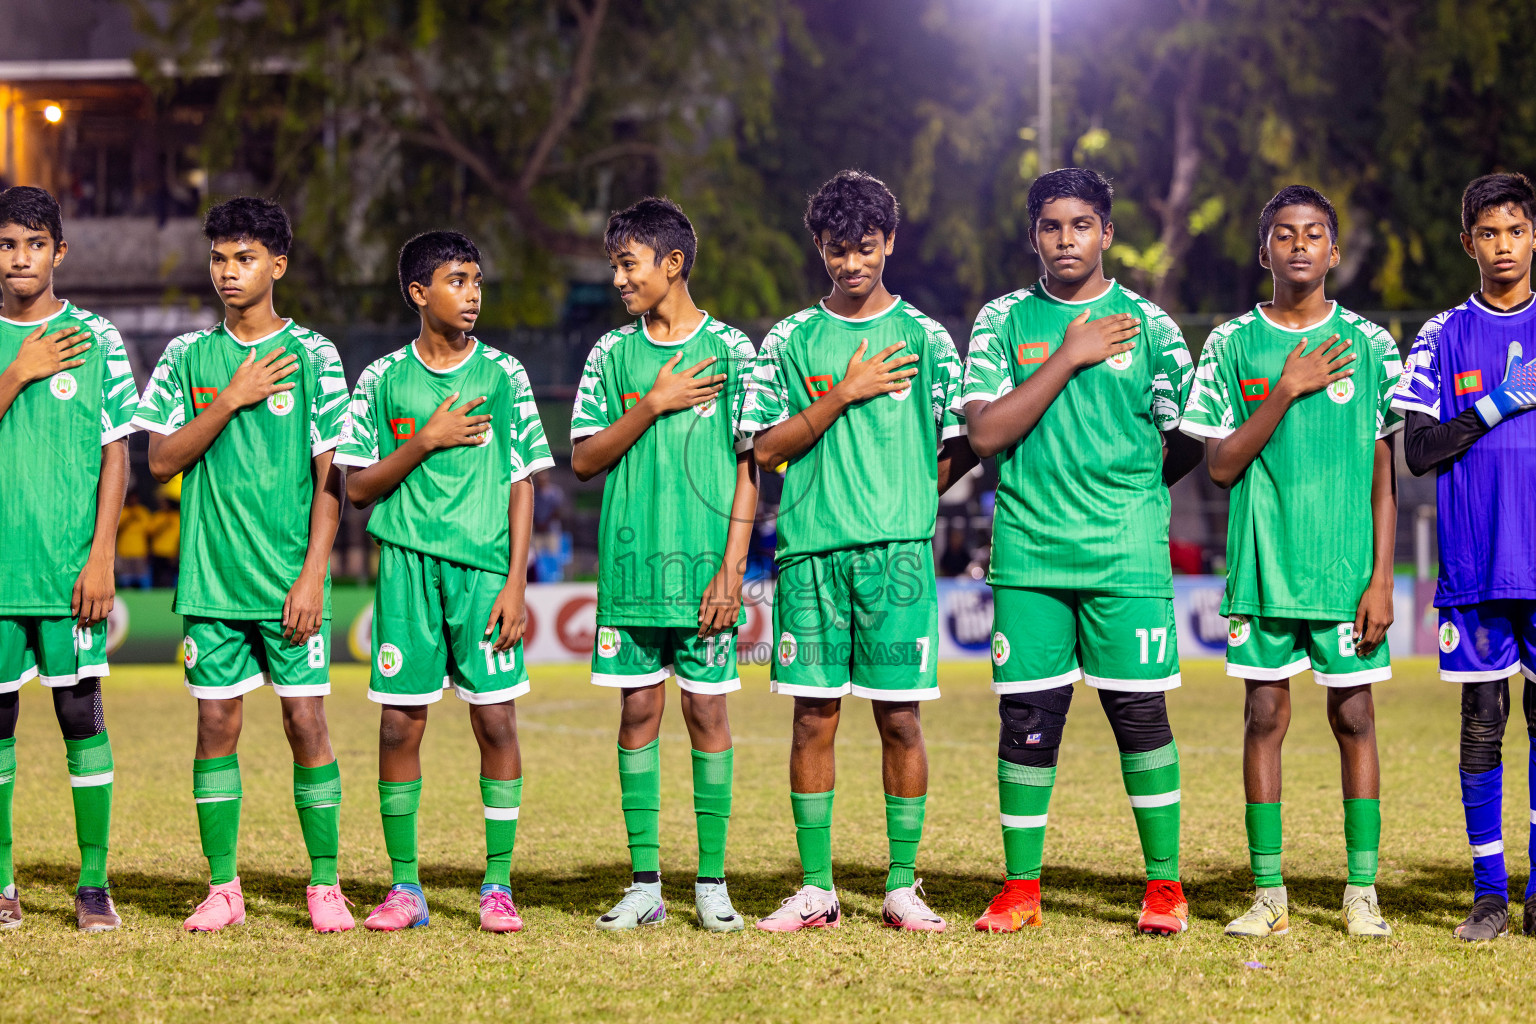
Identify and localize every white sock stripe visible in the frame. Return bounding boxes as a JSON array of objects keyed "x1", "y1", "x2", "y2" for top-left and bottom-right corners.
[
  {"x1": 1471, "y1": 840, "x2": 1506, "y2": 857},
  {"x1": 1530, "y1": 810, "x2": 1536, "y2": 825},
  {"x1": 1000, "y1": 812, "x2": 1048, "y2": 829},
  {"x1": 193, "y1": 796, "x2": 240, "y2": 804},
  {"x1": 69, "y1": 772, "x2": 113, "y2": 788},
  {"x1": 484, "y1": 806, "x2": 521, "y2": 821},
  {"x1": 1128, "y1": 790, "x2": 1181, "y2": 809}
]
